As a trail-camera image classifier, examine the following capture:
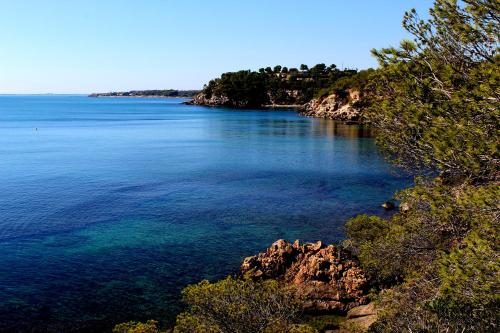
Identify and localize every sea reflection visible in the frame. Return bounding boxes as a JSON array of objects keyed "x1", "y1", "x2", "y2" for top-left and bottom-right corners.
[
  {"x1": 312, "y1": 118, "x2": 373, "y2": 138},
  {"x1": 208, "y1": 112, "x2": 373, "y2": 139}
]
